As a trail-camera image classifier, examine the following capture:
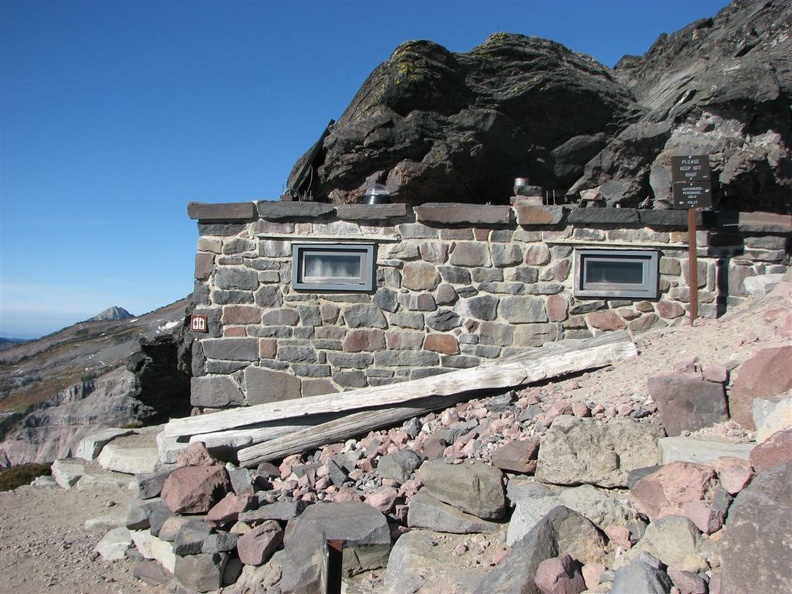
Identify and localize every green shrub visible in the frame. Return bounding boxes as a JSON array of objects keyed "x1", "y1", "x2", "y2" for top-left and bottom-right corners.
[{"x1": 0, "y1": 463, "x2": 52, "y2": 491}]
